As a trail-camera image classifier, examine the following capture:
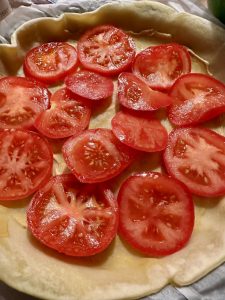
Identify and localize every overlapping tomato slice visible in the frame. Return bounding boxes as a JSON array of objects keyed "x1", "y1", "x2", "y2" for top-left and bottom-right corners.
[
  {"x1": 0, "y1": 76, "x2": 50, "y2": 129},
  {"x1": 77, "y1": 25, "x2": 136, "y2": 75},
  {"x1": 62, "y1": 128, "x2": 137, "y2": 183},
  {"x1": 133, "y1": 43, "x2": 191, "y2": 91},
  {"x1": 34, "y1": 88, "x2": 91, "y2": 139},
  {"x1": 0, "y1": 129, "x2": 53, "y2": 201},
  {"x1": 164, "y1": 127, "x2": 225, "y2": 197},
  {"x1": 111, "y1": 110, "x2": 168, "y2": 152},
  {"x1": 118, "y1": 172, "x2": 194, "y2": 256},
  {"x1": 27, "y1": 174, "x2": 118, "y2": 256},
  {"x1": 24, "y1": 42, "x2": 78, "y2": 84}
]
